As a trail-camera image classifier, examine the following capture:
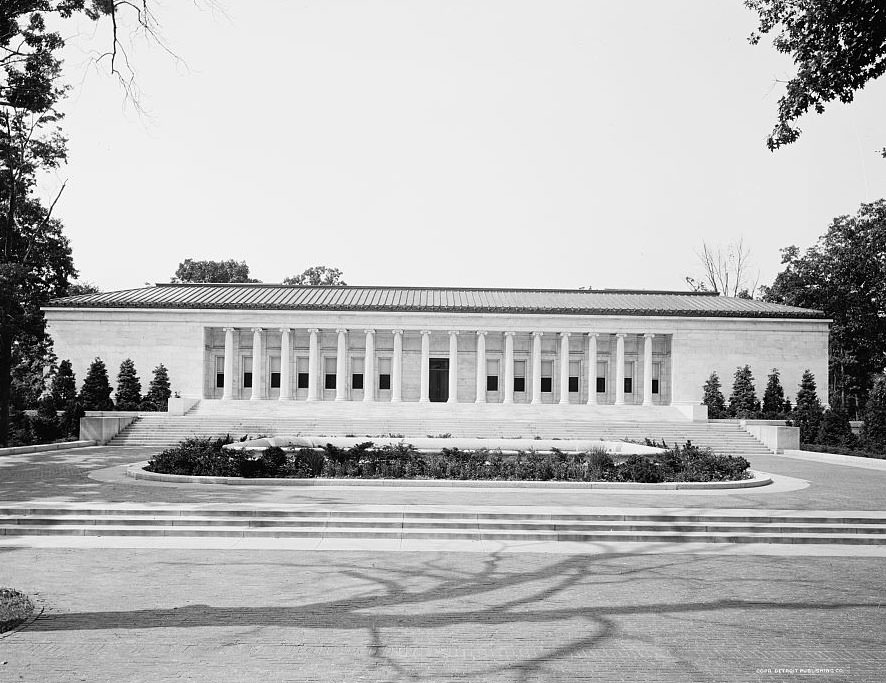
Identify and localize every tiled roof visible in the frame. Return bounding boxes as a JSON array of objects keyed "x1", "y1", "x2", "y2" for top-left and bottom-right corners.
[{"x1": 45, "y1": 284, "x2": 827, "y2": 319}]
